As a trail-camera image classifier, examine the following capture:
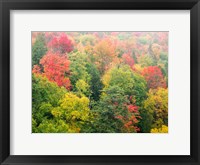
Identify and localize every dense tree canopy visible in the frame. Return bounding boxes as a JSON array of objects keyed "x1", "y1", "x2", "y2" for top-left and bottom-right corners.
[
  {"x1": 32, "y1": 33, "x2": 47, "y2": 67},
  {"x1": 32, "y1": 32, "x2": 168, "y2": 133}
]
